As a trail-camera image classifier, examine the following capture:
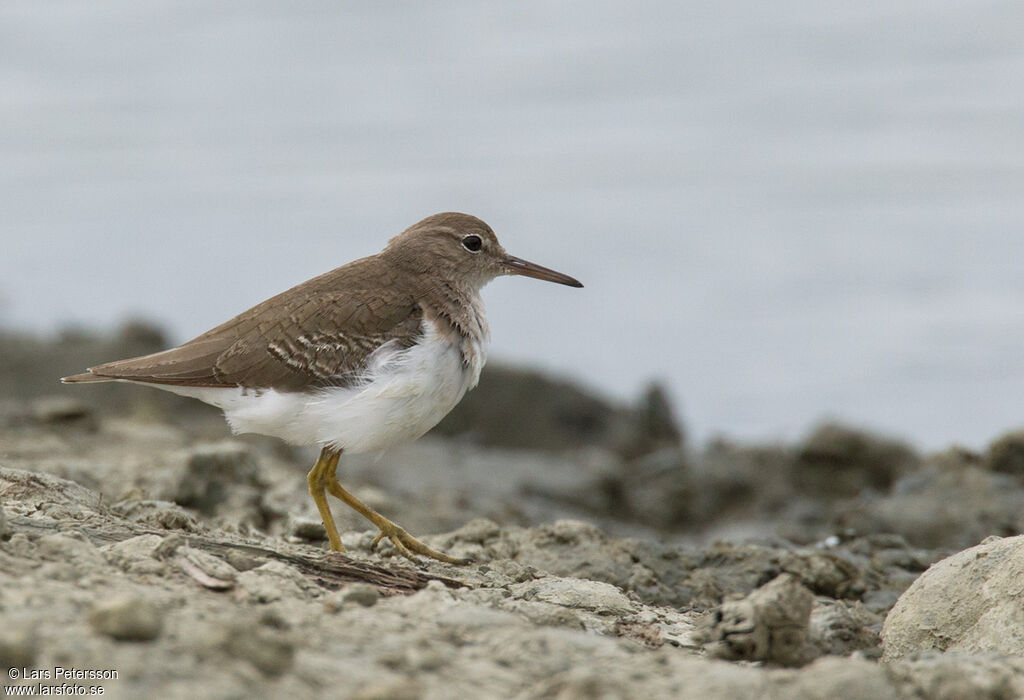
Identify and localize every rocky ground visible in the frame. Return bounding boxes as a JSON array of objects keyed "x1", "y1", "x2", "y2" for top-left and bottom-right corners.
[{"x1": 2, "y1": 323, "x2": 1024, "y2": 698}]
